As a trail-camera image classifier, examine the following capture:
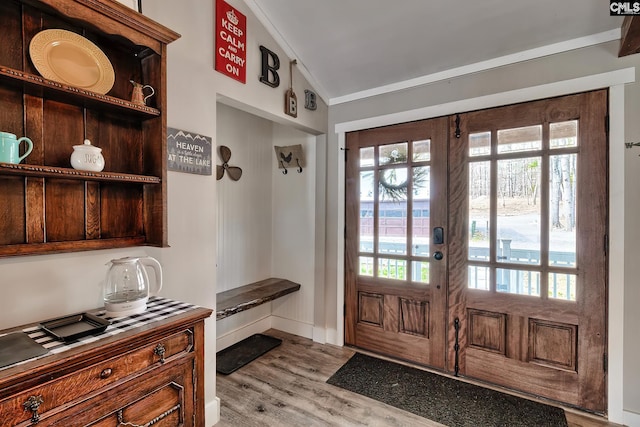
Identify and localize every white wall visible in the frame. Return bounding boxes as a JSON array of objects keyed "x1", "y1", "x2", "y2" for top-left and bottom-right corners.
[
  {"x1": 142, "y1": 2, "x2": 327, "y2": 425},
  {"x1": 216, "y1": 104, "x2": 273, "y2": 292},
  {"x1": 215, "y1": 104, "x2": 317, "y2": 348},
  {"x1": 0, "y1": 249, "x2": 148, "y2": 328},
  {"x1": 325, "y1": 41, "x2": 640, "y2": 423},
  {"x1": 139, "y1": 1, "x2": 220, "y2": 423},
  {"x1": 215, "y1": 104, "x2": 275, "y2": 346},
  {"x1": 270, "y1": 123, "x2": 317, "y2": 336}
]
